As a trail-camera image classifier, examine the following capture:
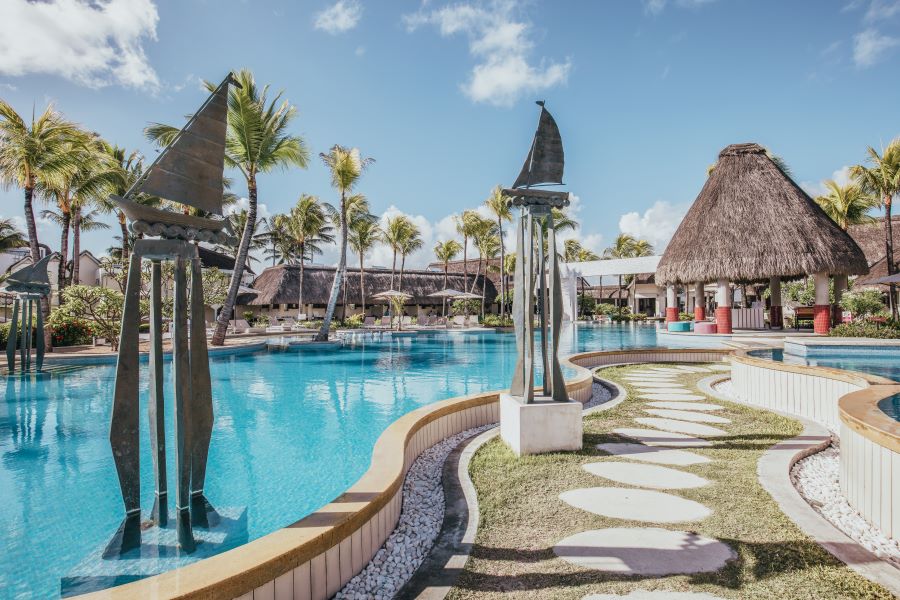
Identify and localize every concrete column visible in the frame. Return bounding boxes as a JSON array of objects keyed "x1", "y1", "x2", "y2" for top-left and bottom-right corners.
[
  {"x1": 655, "y1": 286, "x2": 664, "y2": 318},
  {"x1": 715, "y1": 279, "x2": 732, "y2": 334},
  {"x1": 814, "y1": 272, "x2": 831, "y2": 334},
  {"x1": 665, "y1": 285, "x2": 678, "y2": 323},
  {"x1": 769, "y1": 277, "x2": 782, "y2": 330},
  {"x1": 694, "y1": 282, "x2": 705, "y2": 321},
  {"x1": 833, "y1": 274, "x2": 848, "y2": 326}
]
